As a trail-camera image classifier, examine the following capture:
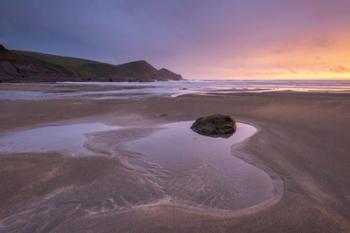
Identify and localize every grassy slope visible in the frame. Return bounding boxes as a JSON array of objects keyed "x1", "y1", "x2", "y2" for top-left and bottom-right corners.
[
  {"x1": 1, "y1": 44, "x2": 182, "y2": 81},
  {"x1": 13, "y1": 50, "x2": 100, "y2": 68},
  {"x1": 12, "y1": 51, "x2": 161, "y2": 79}
]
